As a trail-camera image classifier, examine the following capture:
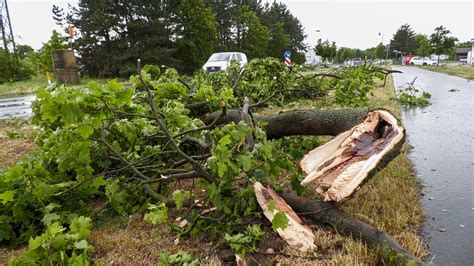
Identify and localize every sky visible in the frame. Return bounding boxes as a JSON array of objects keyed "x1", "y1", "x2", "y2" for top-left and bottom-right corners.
[{"x1": 5, "y1": 0, "x2": 474, "y2": 50}]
